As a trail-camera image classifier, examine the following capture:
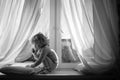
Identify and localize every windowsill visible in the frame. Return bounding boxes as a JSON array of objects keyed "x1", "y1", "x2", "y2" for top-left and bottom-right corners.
[
  {"x1": 0, "y1": 68, "x2": 118, "y2": 80},
  {"x1": 45, "y1": 68, "x2": 82, "y2": 76},
  {"x1": 0, "y1": 68, "x2": 82, "y2": 76}
]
